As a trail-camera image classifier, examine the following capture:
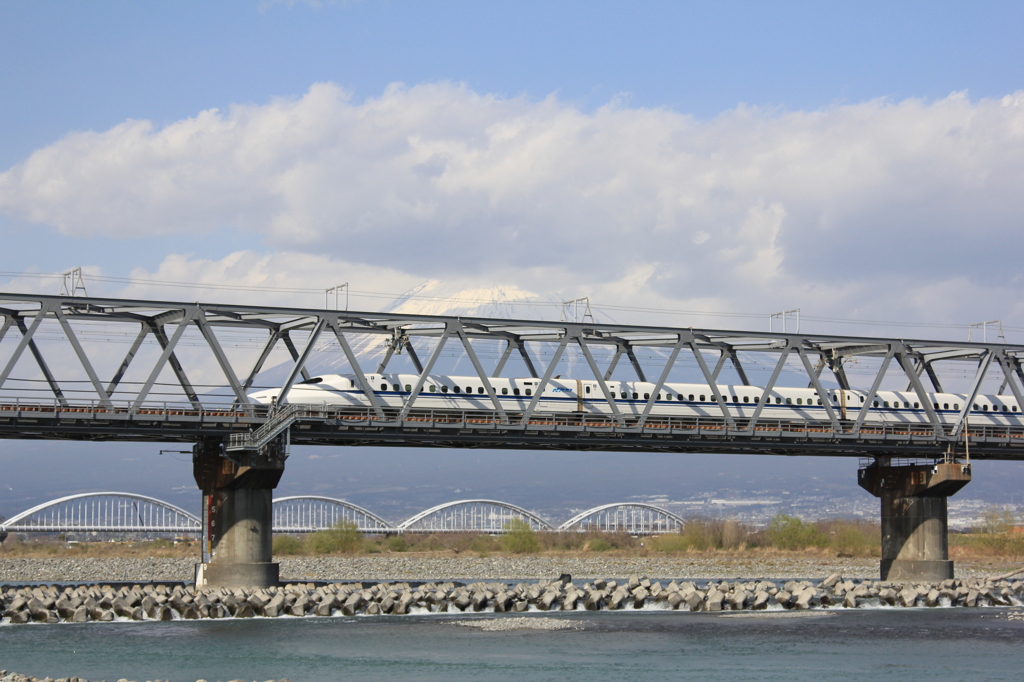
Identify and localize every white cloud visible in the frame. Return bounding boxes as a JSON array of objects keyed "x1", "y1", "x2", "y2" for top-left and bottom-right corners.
[{"x1": 3, "y1": 84, "x2": 1024, "y2": 333}]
